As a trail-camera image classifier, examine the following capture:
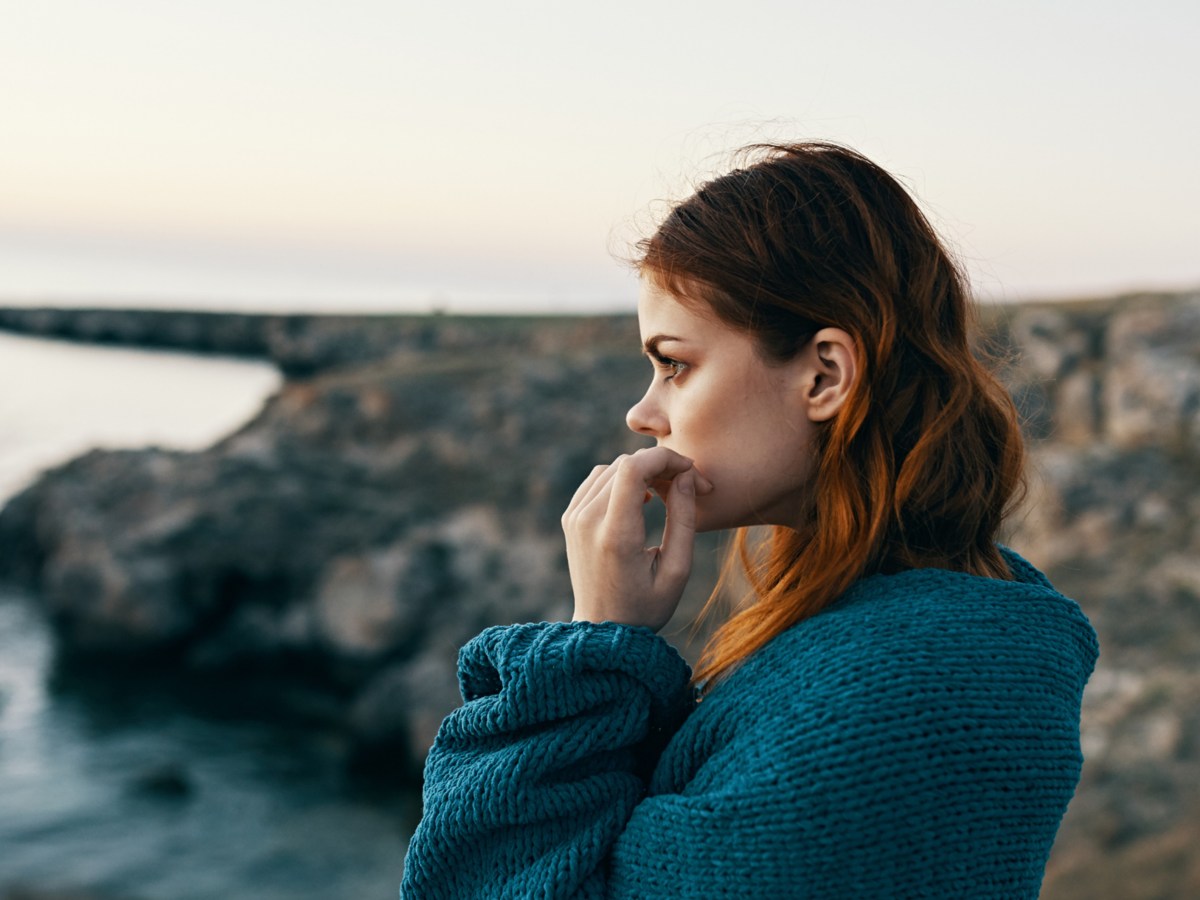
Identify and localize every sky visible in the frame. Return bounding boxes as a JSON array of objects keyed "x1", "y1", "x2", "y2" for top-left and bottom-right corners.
[{"x1": 1, "y1": 0, "x2": 1197, "y2": 313}]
